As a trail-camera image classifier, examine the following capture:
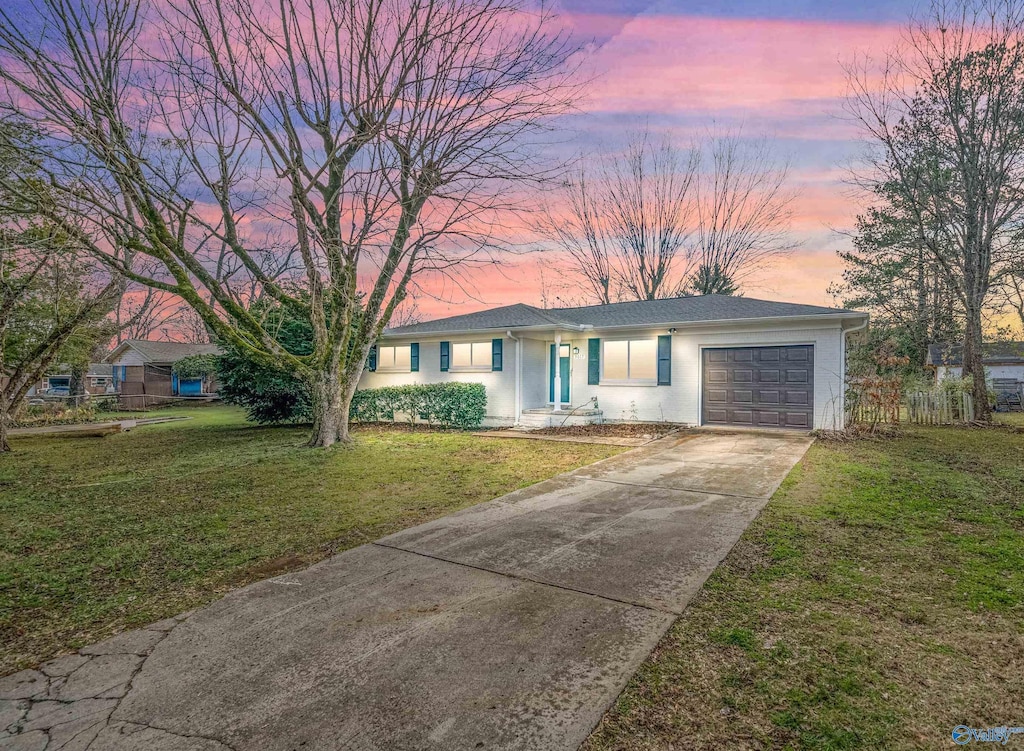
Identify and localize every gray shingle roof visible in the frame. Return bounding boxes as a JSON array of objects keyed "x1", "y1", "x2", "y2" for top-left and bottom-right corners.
[
  {"x1": 108, "y1": 339, "x2": 222, "y2": 363},
  {"x1": 47, "y1": 363, "x2": 113, "y2": 377},
  {"x1": 928, "y1": 341, "x2": 1024, "y2": 366},
  {"x1": 386, "y1": 295, "x2": 859, "y2": 337}
]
